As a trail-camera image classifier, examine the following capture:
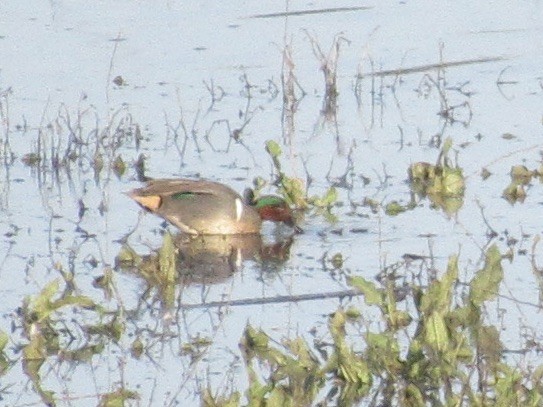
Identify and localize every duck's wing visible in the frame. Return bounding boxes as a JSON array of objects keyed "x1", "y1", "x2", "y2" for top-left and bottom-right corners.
[
  {"x1": 132, "y1": 179, "x2": 239, "y2": 196},
  {"x1": 128, "y1": 179, "x2": 242, "y2": 211}
]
